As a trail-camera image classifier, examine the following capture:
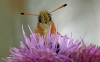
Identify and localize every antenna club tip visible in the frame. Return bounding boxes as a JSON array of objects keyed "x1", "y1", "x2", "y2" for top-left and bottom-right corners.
[
  {"x1": 63, "y1": 4, "x2": 67, "y2": 7},
  {"x1": 20, "y1": 12, "x2": 24, "y2": 15}
]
